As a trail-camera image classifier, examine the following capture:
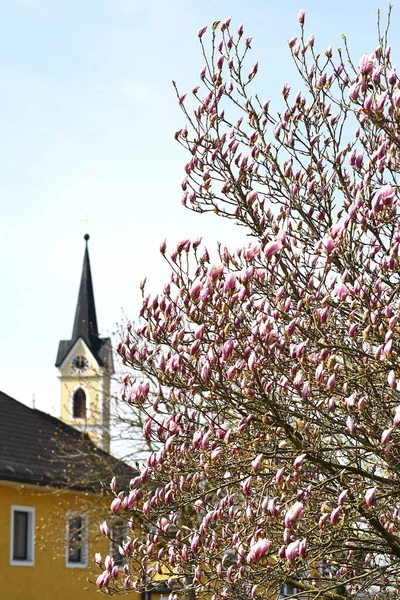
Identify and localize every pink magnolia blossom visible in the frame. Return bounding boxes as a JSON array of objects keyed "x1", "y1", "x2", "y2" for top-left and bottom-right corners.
[
  {"x1": 96, "y1": 571, "x2": 110, "y2": 589},
  {"x1": 381, "y1": 428, "x2": 393, "y2": 445},
  {"x1": 365, "y1": 488, "x2": 377, "y2": 507},
  {"x1": 363, "y1": 93, "x2": 373, "y2": 112},
  {"x1": 252, "y1": 454, "x2": 263, "y2": 472},
  {"x1": 275, "y1": 467, "x2": 285, "y2": 485},
  {"x1": 297, "y1": 10, "x2": 305, "y2": 24},
  {"x1": 242, "y1": 476, "x2": 252, "y2": 495},
  {"x1": 216, "y1": 55, "x2": 224, "y2": 70},
  {"x1": 285, "y1": 502, "x2": 304, "y2": 528},
  {"x1": 100, "y1": 521, "x2": 109, "y2": 537},
  {"x1": 110, "y1": 497, "x2": 122, "y2": 515},
  {"x1": 247, "y1": 538, "x2": 271, "y2": 563},
  {"x1": 358, "y1": 53, "x2": 374, "y2": 75},
  {"x1": 224, "y1": 273, "x2": 236, "y2": 291},
  {"x1": 190, "y1": 534, "x2": 200, "y2": 555},
  {"x1": 349, "y1": 81, "x2": 360, "y2": 102},
  {"x1": 95, "y1": 552, "x2": 103, "y2": 566},
  {"x1": 299, "y1": 539, "x2": 307, "y2": 559},
  {"x1": 347, "y1": 416, "x2": 356, "y2": 434},
  {"x1": 201, "y1": 361, "x2": 211, "y2": 382},
  {"x1": 306, "y1": 34, "x2": 315, "y2": 48},
  {"x1": 264, "y1": 240, "x2": 283, "y2": 257},
  {"x1": 207, "y1": 263, "x2": 224, "y2": 281},
  {"x1": 293, "y1": 454, "x2": 307, "y2": 470},
  {"x1": 330, "y1": 507, "x2": 341, "y2": 526},
  {"x1": 99, "y1": 15, "x2": 400, "y2": 600},
  {"x1": 388, "y1": 370, "x2": 396, "y2": 389},
  {"x1": 286, "y1": 540, "x2": 300, "y2": 560},
  {"x1": 327, "y1": 373, "x2": 336, "y2": 391},
  {"x1": 251, "y1": 585, "x2": 258, "y2": 598},
  {"x1": 190, "y1": 280, "x2": 202, "y2": 301},
  {"x1": 198, "y1": 26, "x2": 208, "y2": 38},
  {"x1": 335, "y1": 282, "x2": 349, "y2": 301}
]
